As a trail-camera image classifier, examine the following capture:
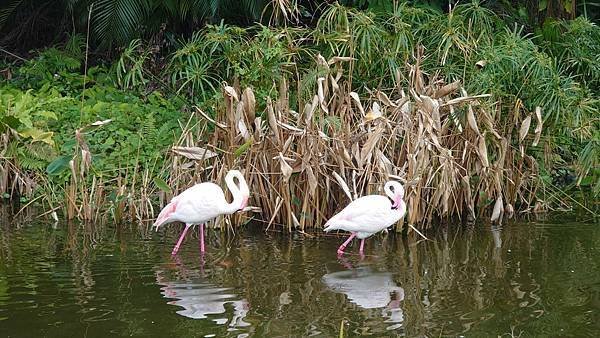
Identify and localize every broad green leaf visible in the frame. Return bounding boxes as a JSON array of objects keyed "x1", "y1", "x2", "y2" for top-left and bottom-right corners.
[
  {"x1": 19, "y1": 128, "x2": 54, "y2": 145},
  {"x1": 46, "y1": 155, "x2": 72, "y2": 175},
  {"x1": 153, "y1": 177, "x2": 172, "y2": 194}
]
